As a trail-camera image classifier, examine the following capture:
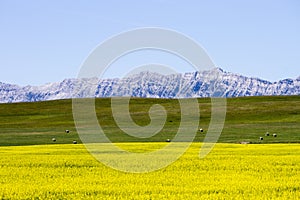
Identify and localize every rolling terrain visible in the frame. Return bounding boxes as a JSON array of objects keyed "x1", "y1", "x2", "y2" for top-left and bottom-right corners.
[
  {"x1": 0, "y1": 96, "x2": 299, "y2": 199},
  {"x1": 0, "y1": 95, "x2": 299, "y2": 146}
]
